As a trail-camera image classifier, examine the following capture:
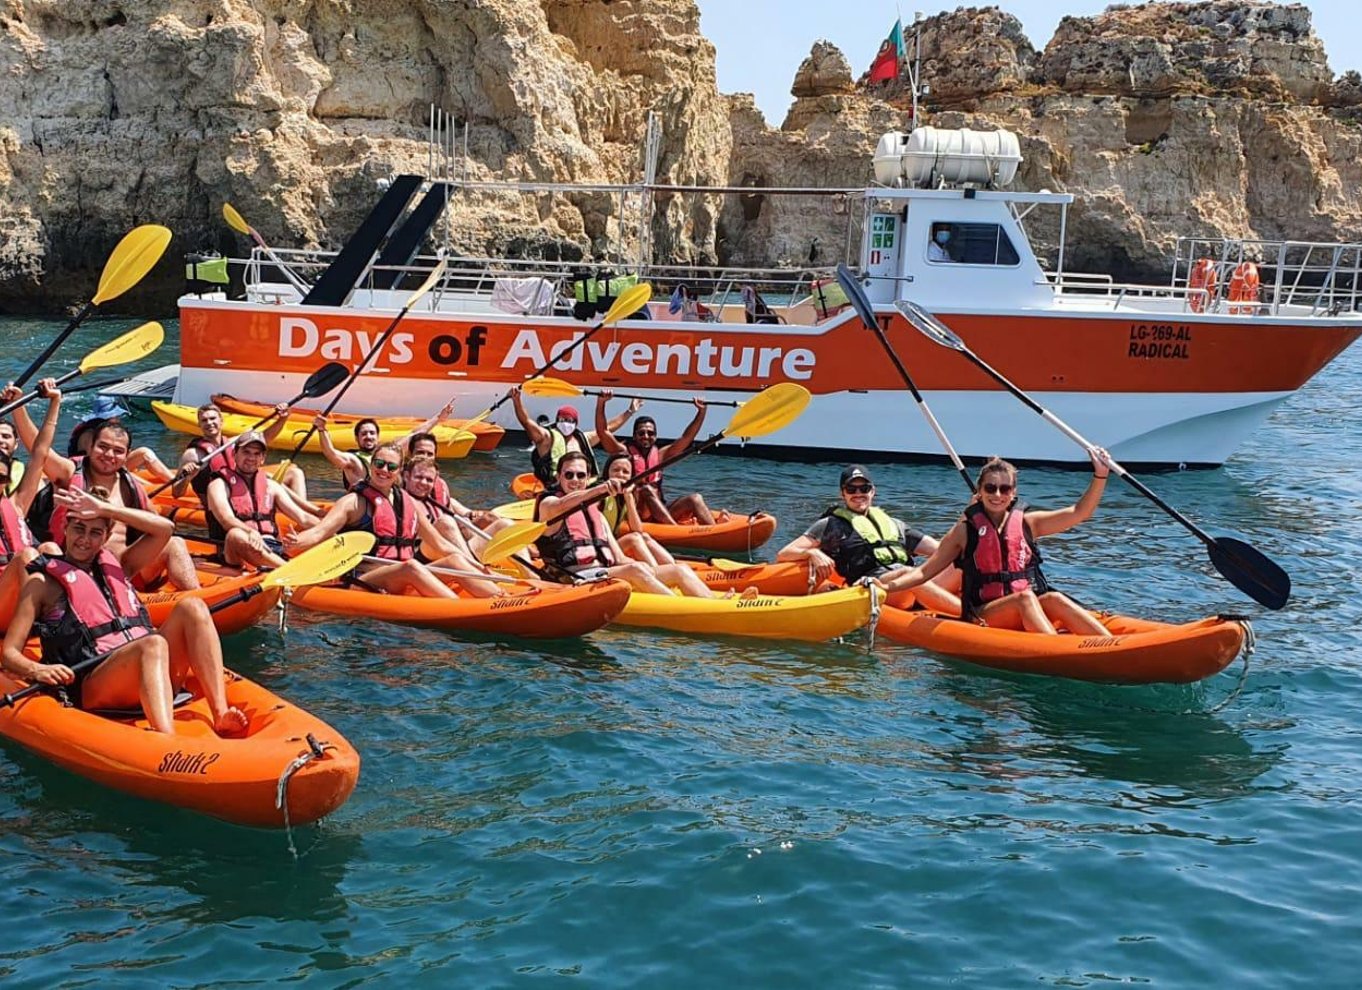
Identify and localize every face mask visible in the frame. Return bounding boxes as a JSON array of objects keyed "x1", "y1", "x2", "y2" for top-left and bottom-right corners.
[
  {"x1": 935, "y1": 231, "x2": 950, "y2": 245},
  {"x1": 556, "y1": 420, "x2": 576, "y2": 436}
]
